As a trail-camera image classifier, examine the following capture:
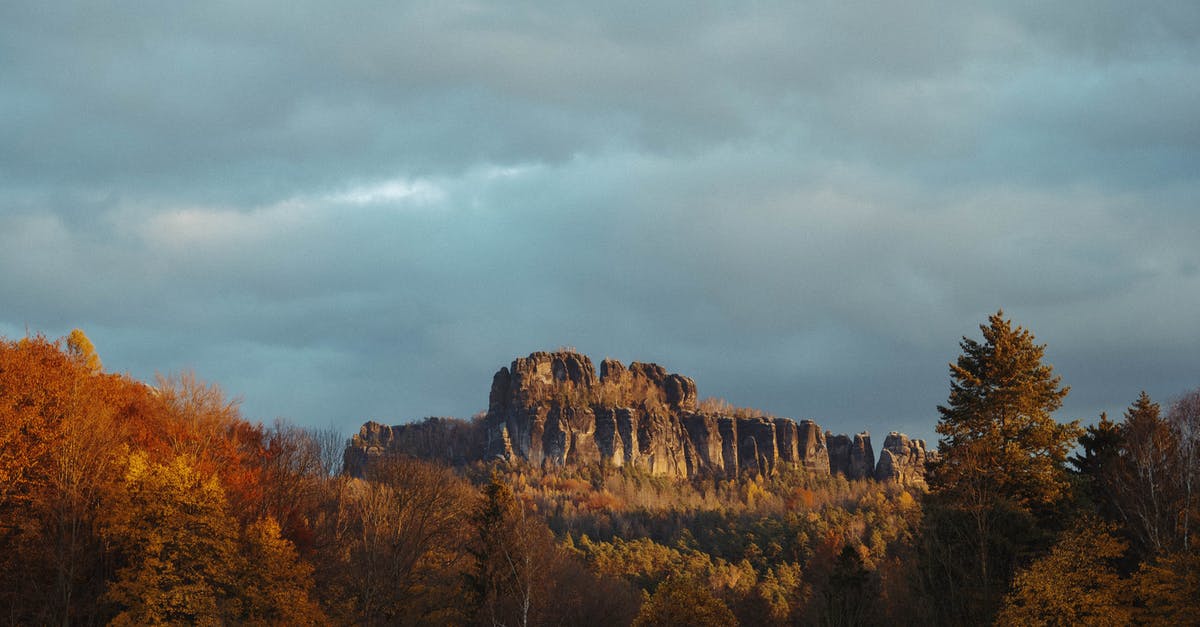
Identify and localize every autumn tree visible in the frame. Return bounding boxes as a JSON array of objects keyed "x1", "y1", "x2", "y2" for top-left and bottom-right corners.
[
  {"x1": 103, "y1": 450, "x2": 324, "y2": 625},
  {"x1": 66, "y1": 328, "x2": 102, "y2": 373},
  {"x1": 0, "y1": 336, "x2": 72, "y2": 516},
  {"x1": 996, "y1": 518, "x2": 1131, "y2": 626},
  {"x1": 102, "y1": 452, "x2": 243, "y2": 625},
  {"x1": 923, "y1": 311, "x2": 1081, "y2": 622},
  {"x1": 35, "y1": 369, "x2": 136, "y2": 624},
  {"x1": 336, "y1": 455, "x2": 475, "y2": 624},
  {"x1": 632, "y1": 573, "x2": 738, "y2": 627},
  {"x1": 152, "y1": 372, "x2": 272, "y2": 526},
  {"x1": 237, "y1": 516, "x2": 326, "y2": 625},
  {"x1": 256, "y1": 420, "x2": 327, "y2": 552},
  {"x1": 1134, "y1": 550, "x2": 1200, "y2": 624},
  {"x1": 0, "y1": 333, "x2": 147, "y2": 623}
]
